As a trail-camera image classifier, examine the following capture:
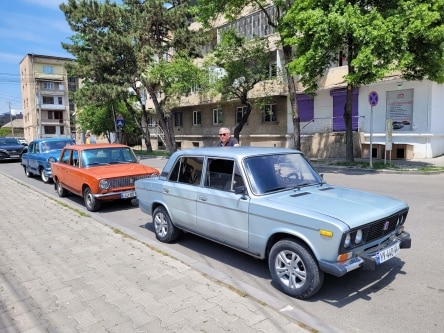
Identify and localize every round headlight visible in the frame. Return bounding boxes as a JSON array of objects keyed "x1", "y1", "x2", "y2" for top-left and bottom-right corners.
[
  {"x1": 99, "y1": 179, "x2": 110, "y2": 190},
  {"x1": 48, "y1": 157, "x2": 56, "y2": 163},
  {"x1": 355, "y1": 229, "x2": 363, "y2": 244},
  {"x1": 344, "y1": 234, "x2": 351, "y2": 248}
]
